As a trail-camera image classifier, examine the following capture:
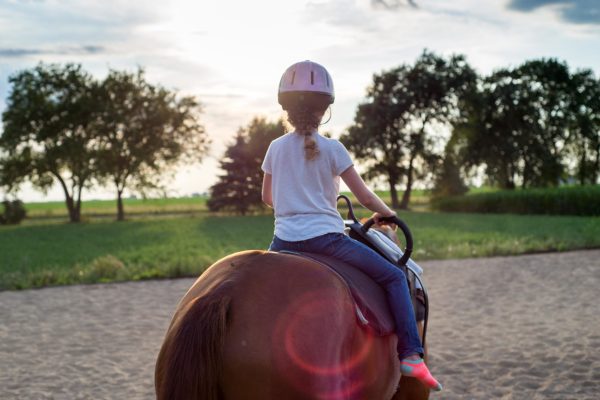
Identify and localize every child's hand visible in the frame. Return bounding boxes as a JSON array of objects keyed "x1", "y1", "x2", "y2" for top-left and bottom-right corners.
[{"x1": 372, "y1": 211, "x2": 397, "y2": 231}]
